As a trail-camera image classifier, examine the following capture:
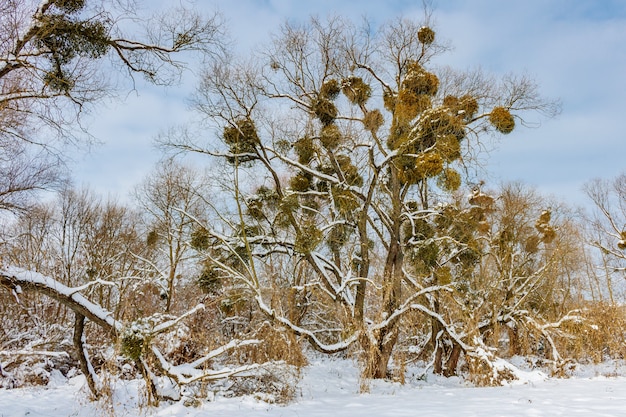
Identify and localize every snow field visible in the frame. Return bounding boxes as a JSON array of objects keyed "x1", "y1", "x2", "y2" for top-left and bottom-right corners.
[{"x1": 1, "y1": 357, "x2": 625, "y2": 416}]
